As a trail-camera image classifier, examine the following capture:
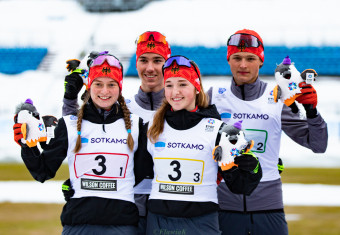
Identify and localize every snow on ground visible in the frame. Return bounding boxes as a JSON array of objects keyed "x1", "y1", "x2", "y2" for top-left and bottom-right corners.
[{"x1": 1, "y1": 181, "x2": 340, "y2": 206}]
